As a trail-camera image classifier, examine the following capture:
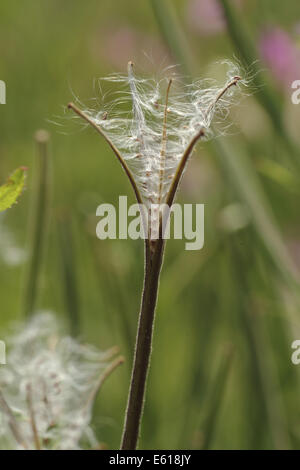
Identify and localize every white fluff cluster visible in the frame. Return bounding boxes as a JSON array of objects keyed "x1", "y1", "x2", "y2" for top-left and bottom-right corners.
[
  {"x1": 0, "y1": 313, "x2": 116, "y2": 450},
  {"x1": 79, "y1": 61, "x2": 246, "y2": 207}
]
